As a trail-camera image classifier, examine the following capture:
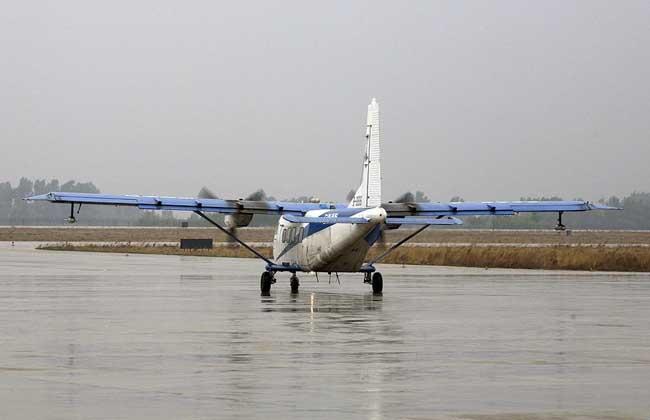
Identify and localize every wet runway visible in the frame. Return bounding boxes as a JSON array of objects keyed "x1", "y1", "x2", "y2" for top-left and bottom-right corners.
[{"x1": 1, "y1": 244, "x2": 649, "y2": 419}]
